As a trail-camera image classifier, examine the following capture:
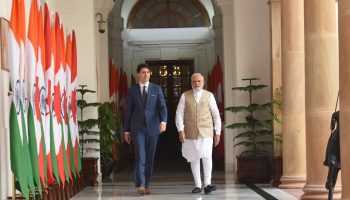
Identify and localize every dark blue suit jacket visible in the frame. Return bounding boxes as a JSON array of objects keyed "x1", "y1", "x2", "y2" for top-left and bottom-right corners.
[{"x1": 124, "y1": 83, "x2": 167, "y2": 136}]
